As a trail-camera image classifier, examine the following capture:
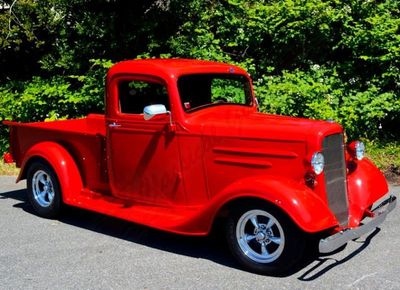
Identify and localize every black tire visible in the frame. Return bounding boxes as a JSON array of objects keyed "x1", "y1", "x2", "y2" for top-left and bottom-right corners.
[
  {"x1": 27, "y1": 161, "x2": 62, "y2": 218},
  {"x1": 225, "y1": 202, "x2": 305, "y2": 275}
]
